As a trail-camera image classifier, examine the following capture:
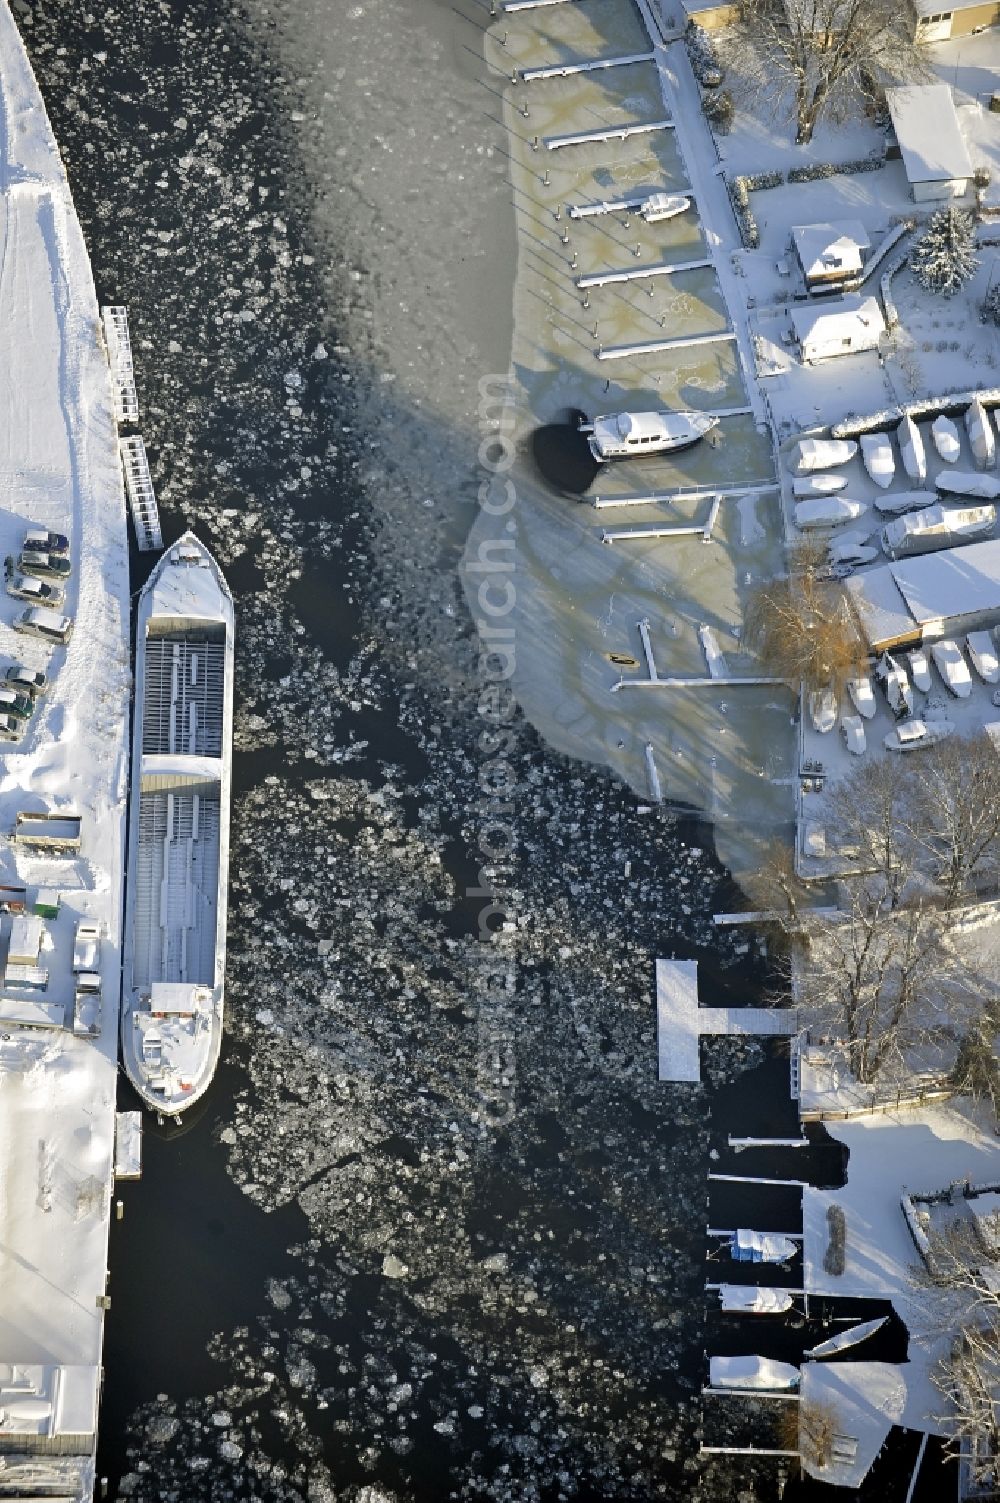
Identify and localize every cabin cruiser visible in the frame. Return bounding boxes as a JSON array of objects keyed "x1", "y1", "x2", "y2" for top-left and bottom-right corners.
[
  {"x1": 809, "y1": 686, "x2": 837, "y2": 733},
  {"x1": 935, "y1": 471, "x2": 1000, "y2": 501},
  {"x1": 967, "y1": 631, "x2": 1000, "y2": 684},
  {"x1": 931, "y1": 415, "x2": 961, "y2": 463},
  {"x1": 930, "y1": 638, "x2": 972, "y2": 698},
  {"x1": 860, "y1": 432, "x2": 895, "y2": 489},
  {"x1": 884, "y1": 718, "x2": 954, "y2": 752},
  {"x1": 907, "y1": 647, "x2": 932, "y2": 692},
  {"x1": 876, "y1": 652, "x2": 913, "y2": 719},
  {"x1": 841, "y1": 715, "x2": 866, "y2": 755},
  {"x1": 121, "y1": 533, "x2": 234, "y2": 1115},
  {"x1": 897, "y1": 414, "x2": 926, "y2": 482},
  {"x1": 846, "y1": 673, "x2": 876, "y2": 719},
  {"x1": 966, "y1": 397, "x2": 996, "y2": 468},
  {"x1": 792, "y1": 473, "x2": 848, "y2": 498},
  {"x1": 787, "y1": 438, "x2": 857, "y2": 474},
  {"x1": 795, "y1": 496, "x2": 867, "y2": 530},
  {"x1": 882, "y1": 503, "x2": 995, "y2": 558},
  {"x1": 872, "y1": 490, "x2": 934, "y2": 515},
  {"x1": 581, "y1": 409, "x2": 718, "y2": 462}
]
